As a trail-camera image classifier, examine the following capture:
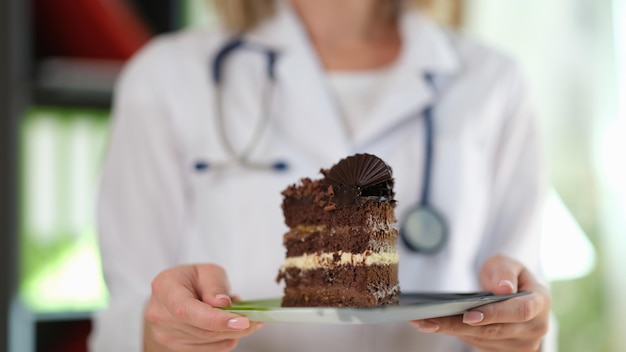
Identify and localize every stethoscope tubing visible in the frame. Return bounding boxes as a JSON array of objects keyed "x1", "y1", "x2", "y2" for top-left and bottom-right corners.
[
  {"x1": 420, "y1": 105, "x2": 434, "y2": 206},
  {"x1": 203, "y1": 37, "x2": 286, "y2": 172}
]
